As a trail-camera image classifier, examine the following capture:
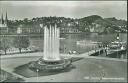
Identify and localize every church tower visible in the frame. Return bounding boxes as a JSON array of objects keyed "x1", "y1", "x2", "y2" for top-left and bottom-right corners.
[
  {"x1": 0, "y1": 13, "x2": 4, "y2": 24},
  {"x1": 0, "y1": 12, "x2": 8, "y2": 34},
  {"x1": 5, "y1": 12, "x2": 8, "y2": 26},
  {"x1": 0, "y1": 12, "x2": 8, "y2": 27}
]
